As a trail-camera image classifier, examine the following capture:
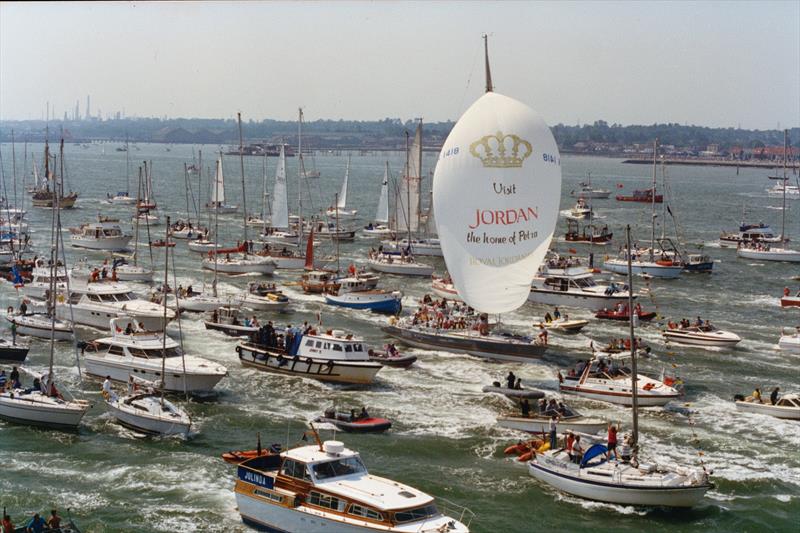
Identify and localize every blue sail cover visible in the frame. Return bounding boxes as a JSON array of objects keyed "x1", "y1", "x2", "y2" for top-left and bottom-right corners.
[{"x1": 580, "y1": 443, "x2": 609, "y2": 468}]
